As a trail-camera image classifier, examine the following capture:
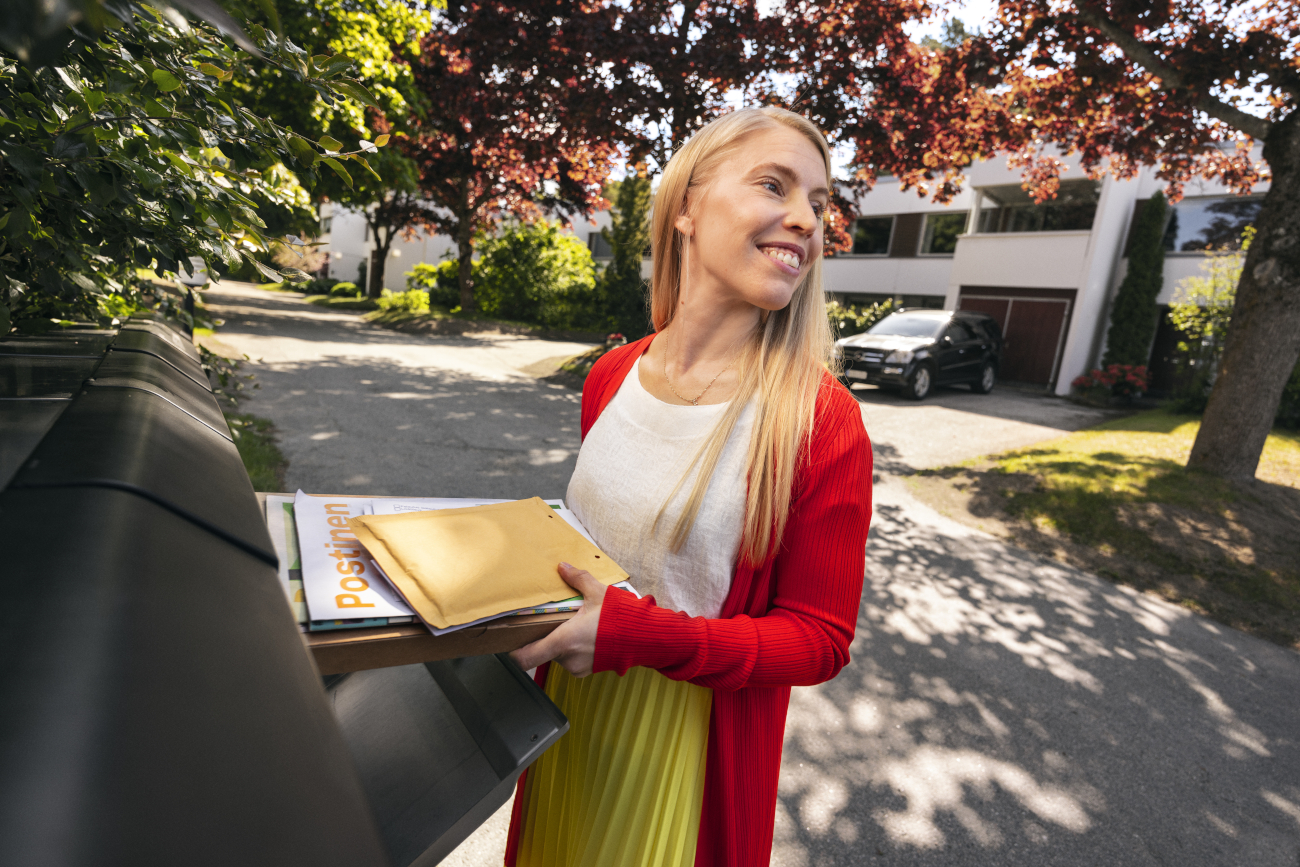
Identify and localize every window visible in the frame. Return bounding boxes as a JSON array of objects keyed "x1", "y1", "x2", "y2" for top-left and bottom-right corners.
[
  {"x1": 867, "y1": 313, "x2": 946, "y2": 338},
  {"x1": 851, "y1": 216, "x2": 894, "y2": 255},
  {"x1": 588, "y1": 231, "x2": 613, "y2": 259},
  {"x1": 921, "y1": 212, "x2": 967, "y2": 255},
  {"x1": 944, "y1": 321, "x2": 975, "y2": 343},
  {"x1": 977, "y1": 179, "x2": 1100, "y2": 234},
  {"x1": 320, "y1": 216, "x2": 333, "y2": 234},
  {"x1": 1163, "y1": 196, "x2": 1262, "y2": 253}
]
